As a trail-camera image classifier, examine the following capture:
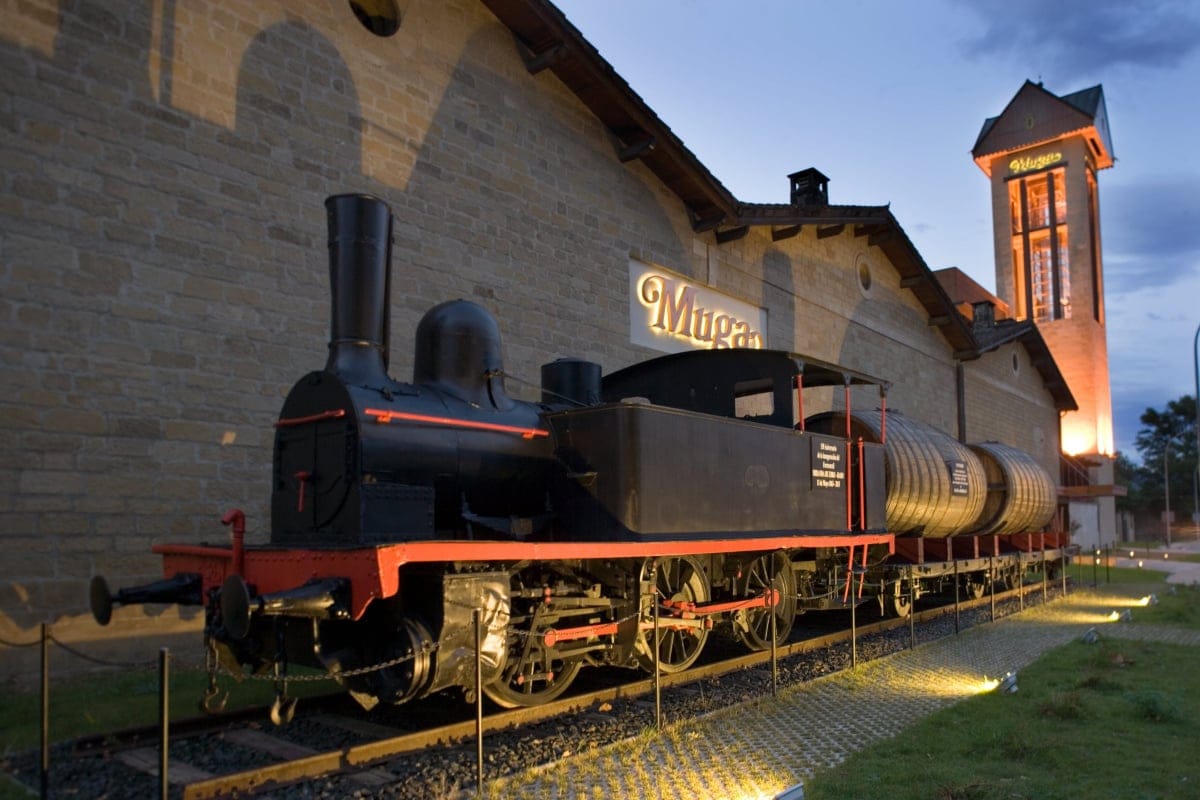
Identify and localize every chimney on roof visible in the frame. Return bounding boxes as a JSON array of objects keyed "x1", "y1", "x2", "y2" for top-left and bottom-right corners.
[
  {"x1": 971, "y1": 300, "x2": 996, "y2": 332},
  {"x1": 789, "y1": 168, "x2": 829, "y2": 206}
]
